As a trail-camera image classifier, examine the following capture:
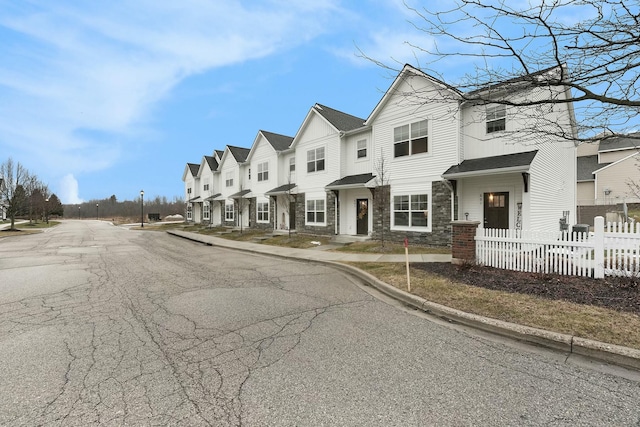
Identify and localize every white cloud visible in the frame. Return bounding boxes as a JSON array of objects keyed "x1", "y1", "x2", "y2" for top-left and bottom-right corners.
[
  {"x1": 0, "y1": 1, "x2": 340, "y2": 177},
  {"x1": 58, "y1": 174, "x2": 83, "y2": 204}
]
